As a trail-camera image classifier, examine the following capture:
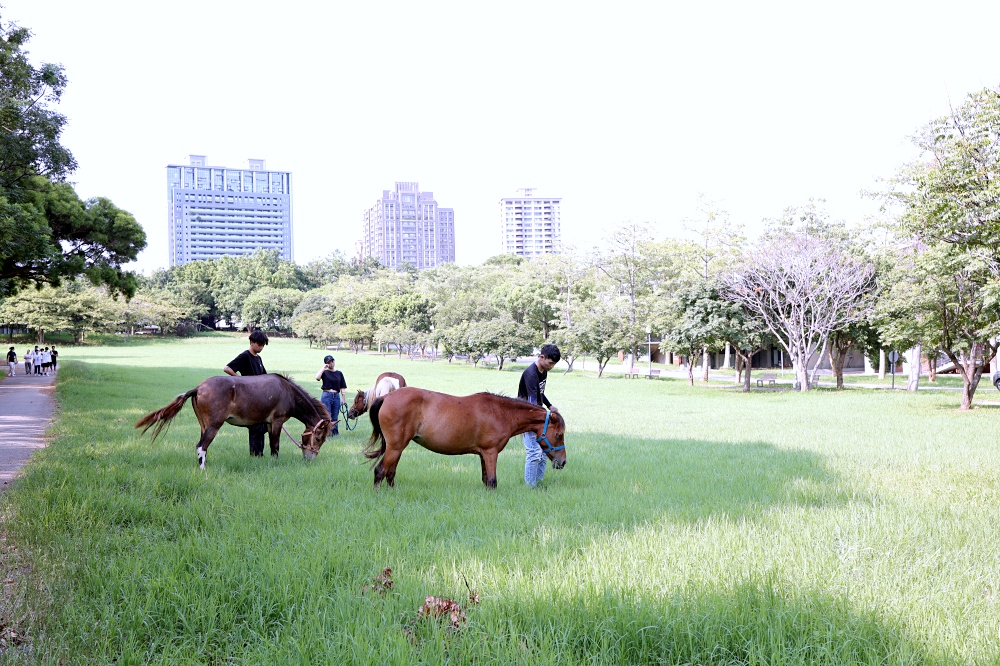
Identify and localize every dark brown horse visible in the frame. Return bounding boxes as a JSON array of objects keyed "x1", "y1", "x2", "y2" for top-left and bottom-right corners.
[
  {"x1": 363, "y1": 387, "x2": 566, "y2": 488},
  {"x1": 135, "y1": 374, "x2": 333, "y2": 469},
  {"x1": 347, "y1": 371, "x2": 407, "y2": 419}
]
